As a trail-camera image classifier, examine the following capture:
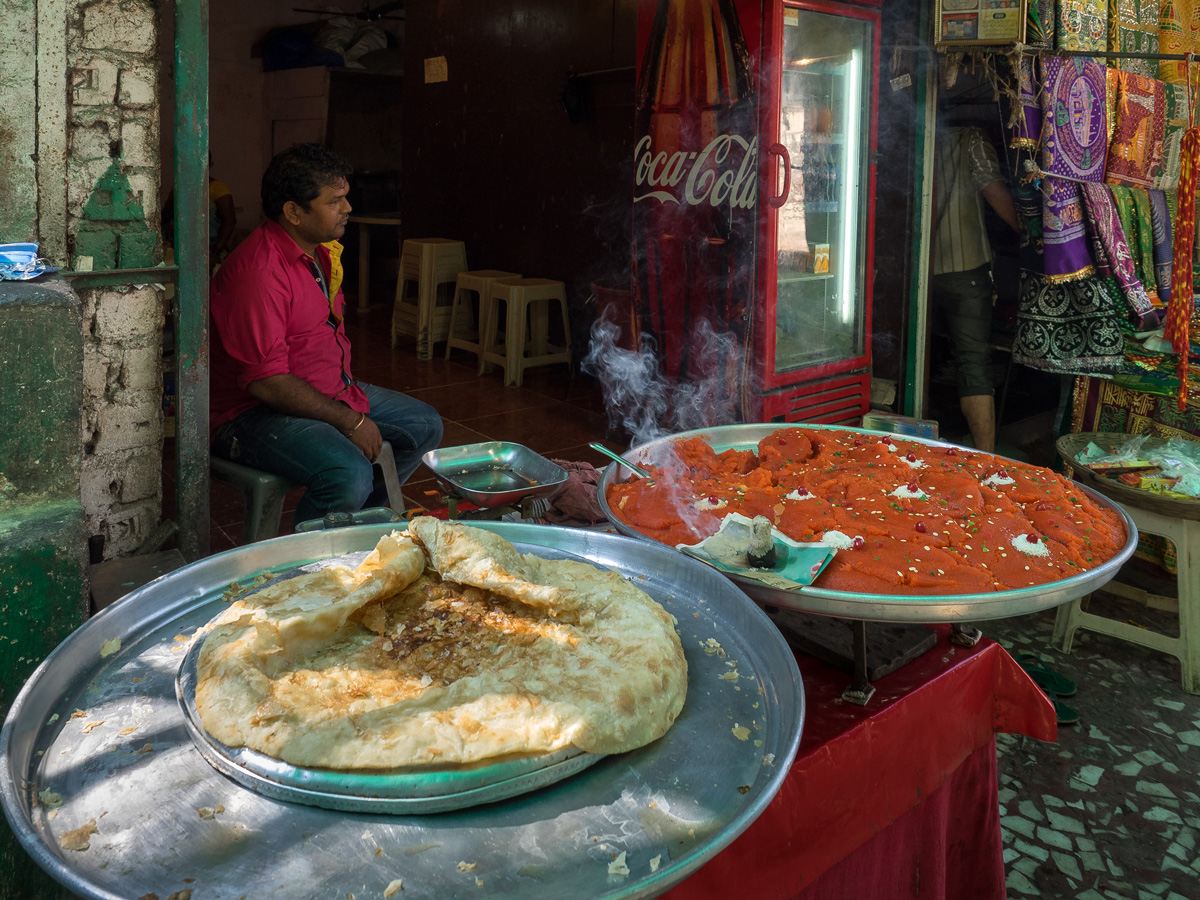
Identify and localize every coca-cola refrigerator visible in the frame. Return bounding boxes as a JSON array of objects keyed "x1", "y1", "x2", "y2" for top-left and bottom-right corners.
[{"x1": 634, "y1": 0, "x2": 879, "y2": 424}]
